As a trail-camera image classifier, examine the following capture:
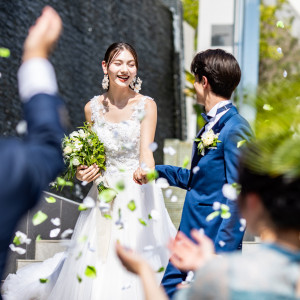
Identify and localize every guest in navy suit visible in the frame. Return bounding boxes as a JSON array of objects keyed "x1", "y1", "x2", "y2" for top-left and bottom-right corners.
[
  {"x1": 155, "y1": 49, "x2": 253, "y2": 298},
  {"x1": 0, "y1": 7, "x2": 65, "y2": 284}
]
